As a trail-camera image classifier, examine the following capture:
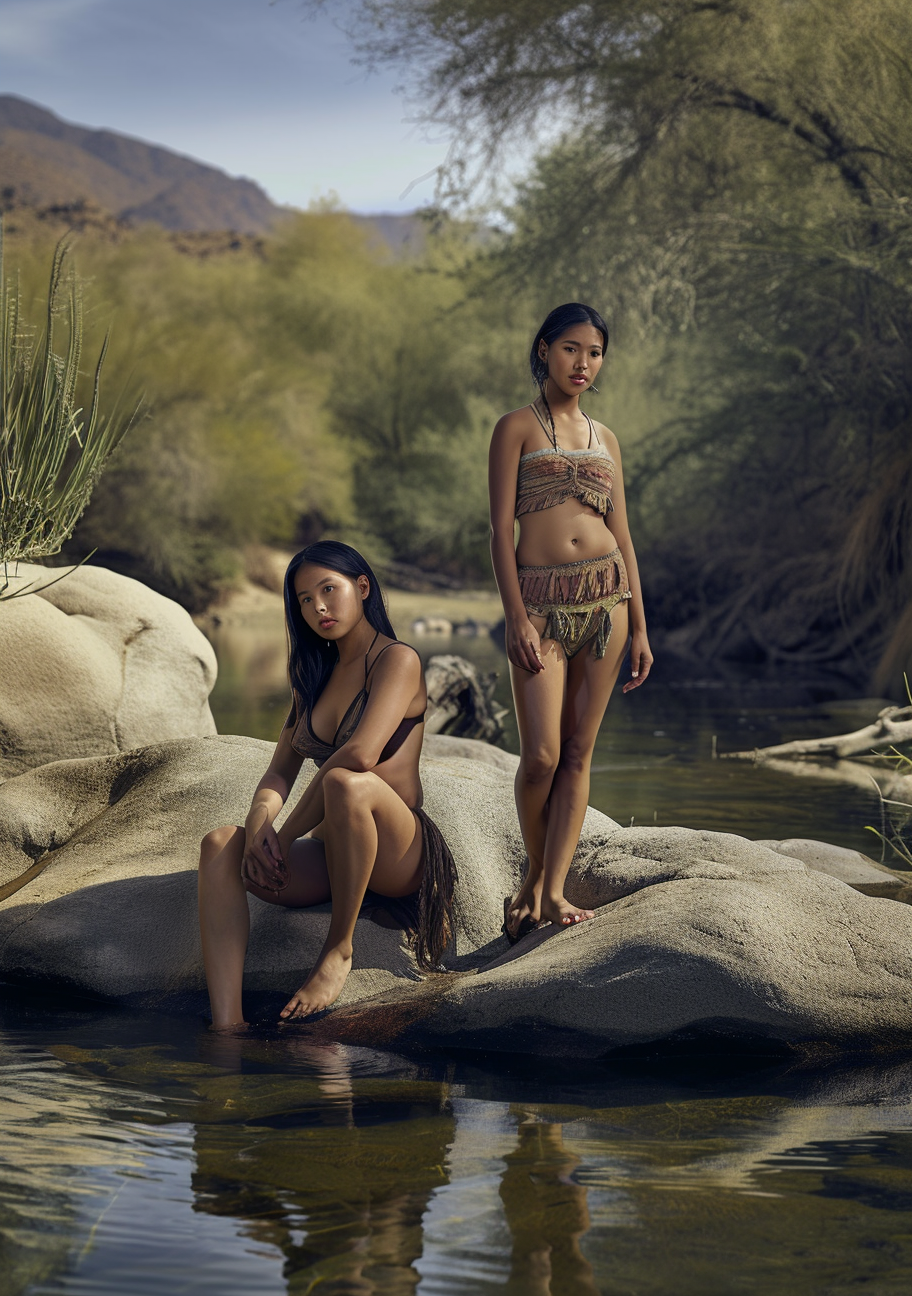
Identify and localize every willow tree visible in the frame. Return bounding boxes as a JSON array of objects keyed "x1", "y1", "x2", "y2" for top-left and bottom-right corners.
[
  {"x1": 0, "y1": 227, "x2": 139, "y2": 599},
  {"x1": 323, "y1": 0, "x2": 912, "y2": 690}
]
